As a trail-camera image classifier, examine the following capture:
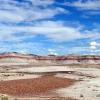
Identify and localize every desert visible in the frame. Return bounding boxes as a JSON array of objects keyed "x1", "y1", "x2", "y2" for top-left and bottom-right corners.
[{"x1": 0, "y1": 52, "x2": 100, "y2": 100}]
